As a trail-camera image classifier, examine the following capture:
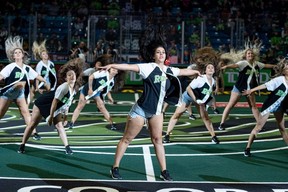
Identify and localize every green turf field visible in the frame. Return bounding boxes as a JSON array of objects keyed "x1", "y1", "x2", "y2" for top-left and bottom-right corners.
[{"x1": 1, "y1": 92, "x2": 288, "y2": 191}]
